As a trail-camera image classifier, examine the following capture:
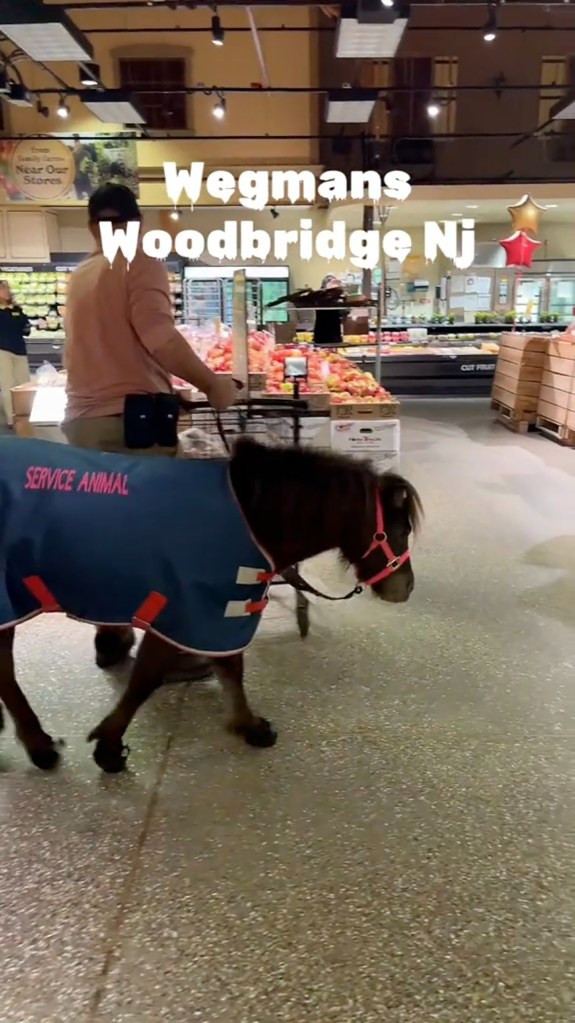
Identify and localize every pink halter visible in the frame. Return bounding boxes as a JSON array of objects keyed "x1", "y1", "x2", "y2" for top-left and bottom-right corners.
[{"x1": 360, "y1": 490, "x2": 410, "y2": 588}]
